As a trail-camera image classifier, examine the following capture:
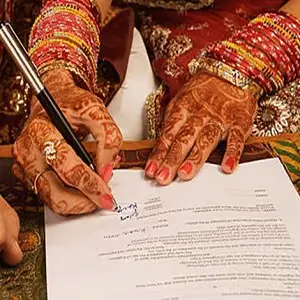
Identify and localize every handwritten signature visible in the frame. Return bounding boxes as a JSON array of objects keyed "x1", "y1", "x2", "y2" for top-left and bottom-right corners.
[{"x1": 117, "y1": 202, "x2": 138, "y2": 221}]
